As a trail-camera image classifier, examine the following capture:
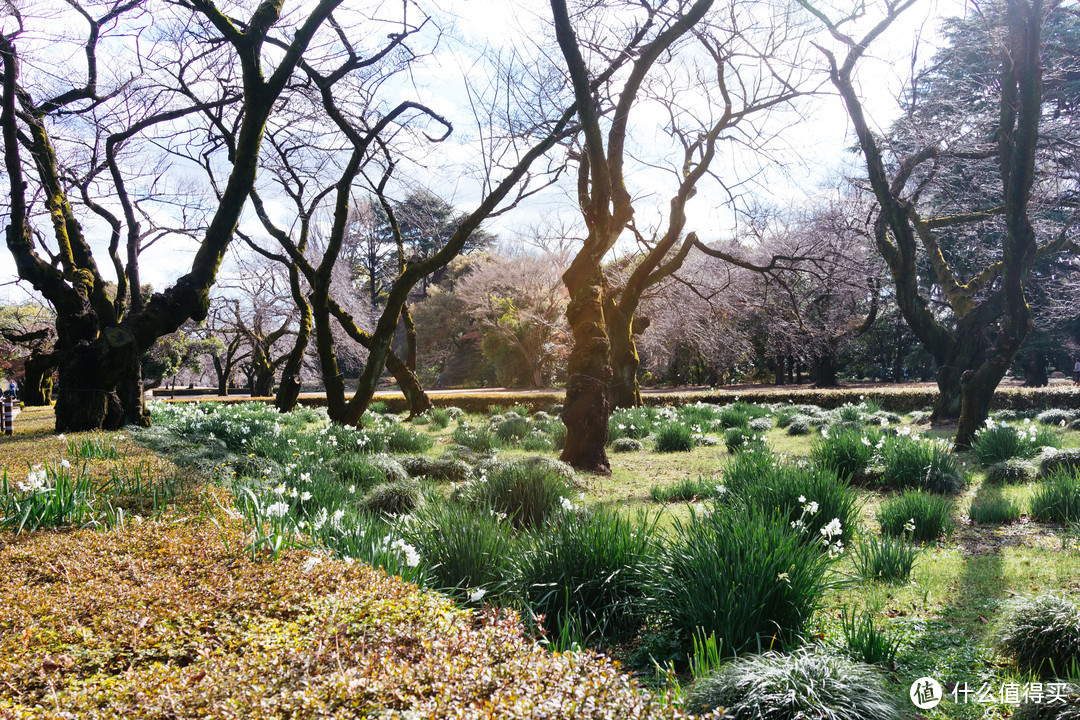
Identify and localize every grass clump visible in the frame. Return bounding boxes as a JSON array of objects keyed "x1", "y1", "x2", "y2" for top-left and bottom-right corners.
[
  {"x1": 359, "y1": 478, "x2": 424, "y2": 515},
  {"x1": 785, "y1": 416, "x2": 812, "y2": 436},
  {"x1": 1030, "y1": 470, "x2": 1080, "y2": 523},
  {"x1": 972, "y1": 421, "x2": 1061, "y2": 465},
  {"x1": 611, "y1": 437, "x2": 643, "y2": 452},
  {"x1": 514, "y1": 507, "x2": 657, "y2": 644},
  {"x1": 732, "y1": 462, "x2": 860, "y2": 547},
  {"x1": 384, "y1": 423, "x2": 436, "y2": 454},
  {"x1": 426, "y1": 407, "x2": 452, "y2": 430},
  {"x1": 608, "y1": 407, "x2": 655, "y2": 442},
  {"x1": 986, "y1": 458, "x2": 1035, "y2": 485},
  {"x1": 852, "y1": 534, "x2": 918, "y2": 583},
  {"x1": 1036, "y1": 409, "x2": 1074, "y2": 426},
  {"x1": 654, "y1": 502, "x2": 836, "y2": 657},
  {"x1": 969, "y1": 493, "x2": 1023, "y2": 524},
  {"x1": 716, "y1": 406, "x2": 750, "y2": 429},
  {"x1": 1039, "y1": 449, "x2": 1080, "y2": 478},
  {"x1": 404, "y1": 502, "x2": 516, "y2": 603},
  {"x1": 649, "y1": 476, "x2": 725, "y2": 504},
  {"x1": 879, "y1": 434, "x2": 966, "y2": 493},
  {"x1": 837, "y1": 605, "x2": 902, "y2": 666},
  {"x1": 495, "y1": 415, "x2": 530, "y2": 443},
  {"x1": 724, "y1": 427, "x2": 761, "y2": 453},
  {"x1": 654, "y1": 423, "x2": 694, "y2": 453},
  {"x1": 457, "y1": 459, "x2": 573, "y2": 529},
  {"x1": 999, "y1": 595, "x2": 1080, "y2": 677},
  {"x1": 684, "y1": 647, "x2": 903, "y2": 719},
  {"x1": 811, "y1": 426, "x2": 884, "y2": 483},
  {"x1": 398, "y1": 455, "x2": 473, "y2": 483},
  {"x1": 877, "y1": 490, "x2": 955, "y2": 541},
  {"x1": 450, "y1": 423, "x2": 501, "y2": 453}
]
